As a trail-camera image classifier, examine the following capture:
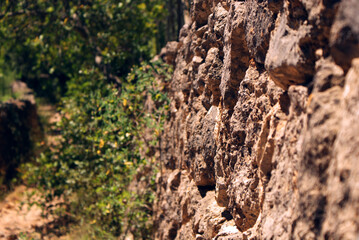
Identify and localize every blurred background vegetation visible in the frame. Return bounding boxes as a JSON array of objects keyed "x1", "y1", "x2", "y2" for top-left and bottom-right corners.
[
  {"x1": 0, "y1": 0, "x2": 178, "y2": 101},
  {"x1": 0, "y1": 0, "x2": 184, "y2": 238},
  {"x1": 0, "y1": 0, "x2": 186, "y2": 101}
]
